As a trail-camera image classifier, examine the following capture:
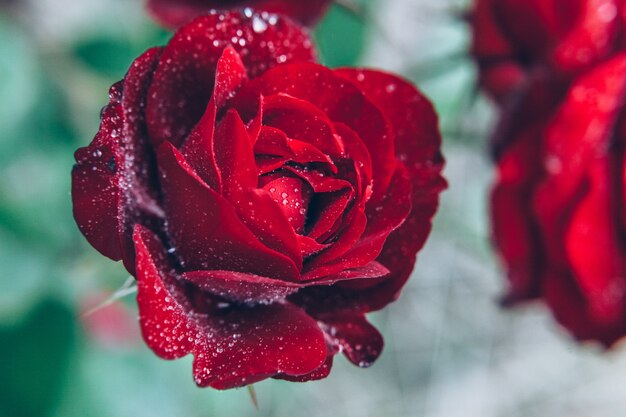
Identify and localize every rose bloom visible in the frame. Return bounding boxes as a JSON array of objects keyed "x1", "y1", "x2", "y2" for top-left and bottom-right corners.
[
  {"x1": 472, "y1": 0, "x2": 626, "y2": 345},
  {"x1": 146, "y1": 0, "x2": 332, "y2": 28},
  {"x1": 494, "y1": 55, "x2": 626, "y2": 346},
  {"x1": 72, "y1": 10, "x2": 445, "y2": 388}
]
